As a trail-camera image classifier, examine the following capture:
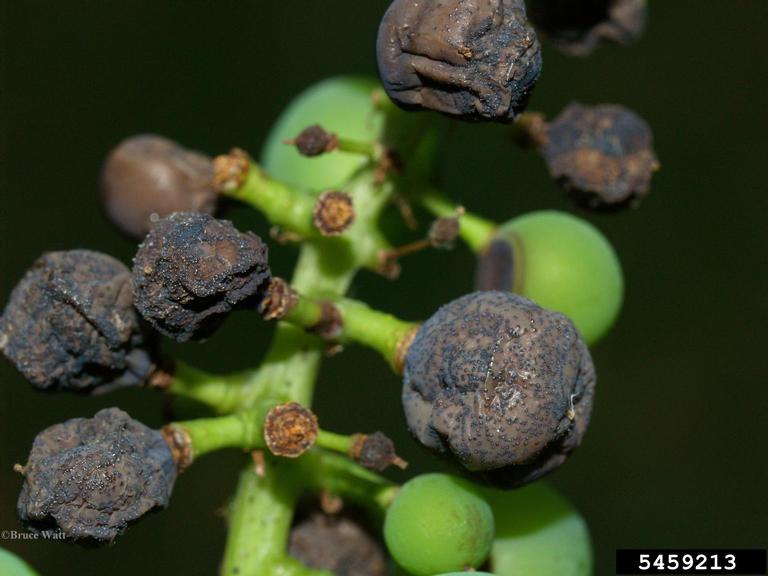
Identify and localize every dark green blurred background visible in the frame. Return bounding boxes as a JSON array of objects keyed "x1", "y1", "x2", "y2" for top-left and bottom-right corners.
[{"x1": 1, "y1": 2, "x2": 767, "y2": 574}]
